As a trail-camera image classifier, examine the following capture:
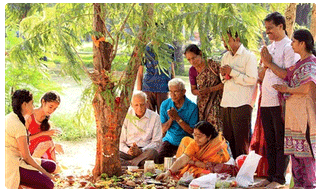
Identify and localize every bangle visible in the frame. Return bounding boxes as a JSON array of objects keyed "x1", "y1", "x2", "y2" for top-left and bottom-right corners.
[{"x1": 168, "y1": 169, "x2": 174, "y2": 176}]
